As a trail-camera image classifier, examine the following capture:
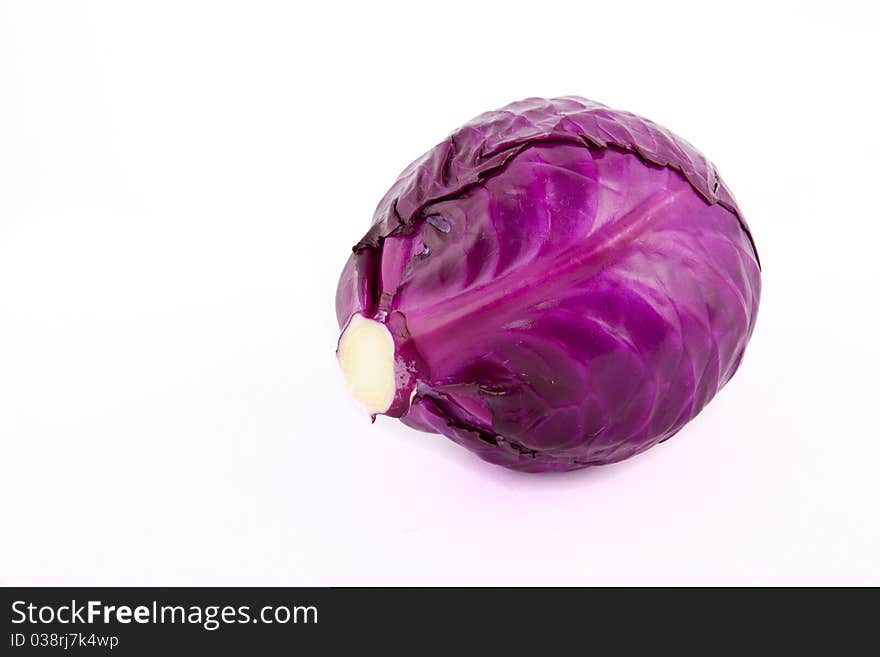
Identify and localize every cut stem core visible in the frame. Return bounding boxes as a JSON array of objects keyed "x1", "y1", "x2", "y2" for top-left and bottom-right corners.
[{"x1": 337, "y1": 314, "x2": 396, "y2": 415}]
